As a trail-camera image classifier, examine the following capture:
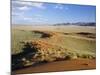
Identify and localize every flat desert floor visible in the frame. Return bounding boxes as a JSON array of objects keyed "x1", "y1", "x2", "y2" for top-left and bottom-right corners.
[
  {"x1": 13, "y1": 59, "x2": 96, "y2": 74},
  {"x1": 12, "y1": 25, "x2": 96, "y2": 74}
]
